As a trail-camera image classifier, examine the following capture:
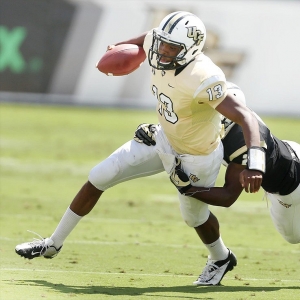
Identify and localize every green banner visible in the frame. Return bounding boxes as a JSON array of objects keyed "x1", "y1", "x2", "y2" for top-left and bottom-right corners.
[{"x1": 0, "y1": 0, "x2": 75, "y2": 93}]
